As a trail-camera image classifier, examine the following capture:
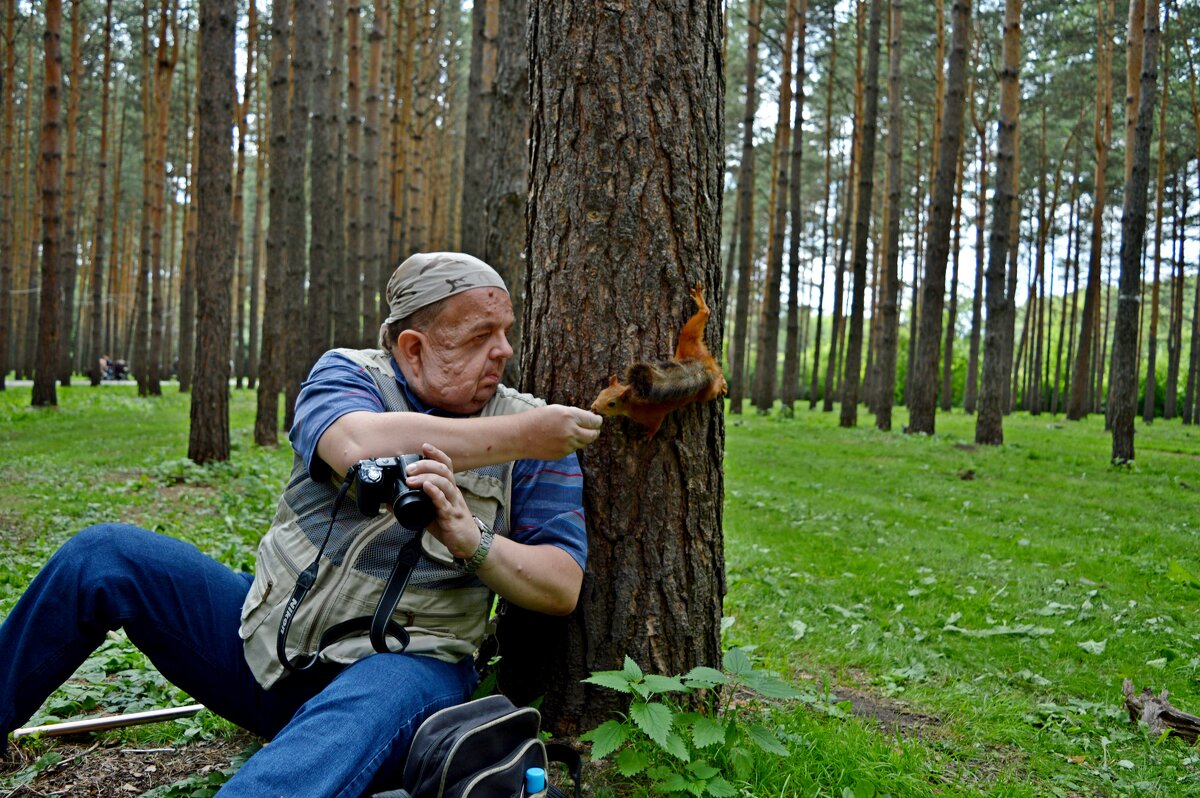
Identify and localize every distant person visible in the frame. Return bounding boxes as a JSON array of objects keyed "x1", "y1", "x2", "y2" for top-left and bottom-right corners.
[{"x1": 0, "y1": 253, "x2": 603, "y2": 796}]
